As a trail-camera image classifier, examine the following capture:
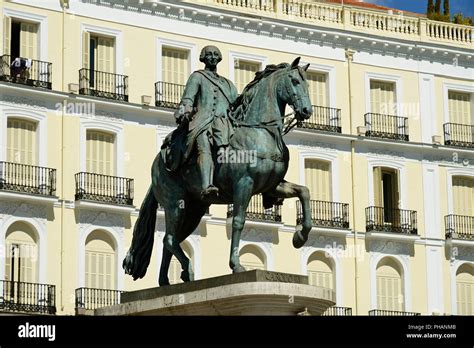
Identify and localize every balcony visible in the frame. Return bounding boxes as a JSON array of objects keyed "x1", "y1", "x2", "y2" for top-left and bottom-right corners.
[
  {"x1": 297, "y1": 106, "x2": 342, "y2": 133},
  {"x1": 369, "y1": 309, "x2": 420, "y2": 316},
  {"x1": 445, "y1": 214, "x2": 474, "y2": 241},
  {"x1": 443, "y1": 123, "x2": 474, "y2": 148},
  {"x1": 208, "y1": 0, "x2": 473, "y2": 47},
  {"x1": 364, "y1": 113, "x2": 409, "y2": 141},
  {"x1": 365, "y1": 206, "x2": 417, "y2": 235},
  {"x1": 0, "y1": 55, "x2": 52, "y2": 89},
  {"x1": 297, "y1": 200, "x2": 349, "y2": 229},
  {"x1": 0, "y1": 279, "x2": 56, "y2": 315},
  {"x1": 79, "y1": 68, "x2": 128, "y2": 102},
  {"x1": 75, "y1": 287, "x2": 124, "y2": 313},
  {"x1": 227, "y1": 194, "x2": 282, "y2": 223},
  {"x1": 323, "y1": 306, "x2": 353, "y2": 316},
  {"x1": 0, "y1": 161, "x2": 57, "y2": 197},
  {"x1": 155, "y1": 81, "x2": 185, "y2": 109},
  {"x1": 75, "y1": 172, "x2": 134, "y2": 206}
]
